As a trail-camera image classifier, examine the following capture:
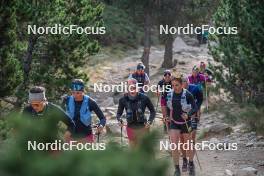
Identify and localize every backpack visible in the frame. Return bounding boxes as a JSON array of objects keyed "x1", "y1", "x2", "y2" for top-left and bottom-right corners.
[
  {"x1": 66, "y1": 95, "x2": 92, "y2": 126},
  {"x1": 167, "y1": 89, "x2": 192, "y2": 113},
  {"x1": 132, "y1": 73, "x2": 145, "y2": 86},
  {"x1": 125, "y1": 94, "x2": 145, "y2": 124}
]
